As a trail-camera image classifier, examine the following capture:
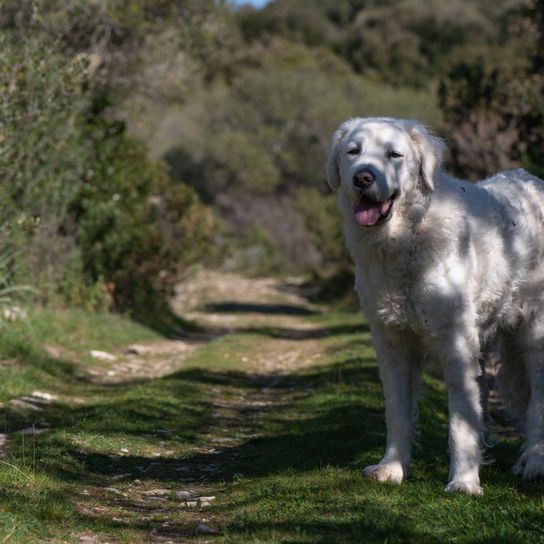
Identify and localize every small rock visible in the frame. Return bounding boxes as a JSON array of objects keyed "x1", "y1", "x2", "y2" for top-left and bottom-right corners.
[
  {"x1": 143, "y1": 488, "x2": 169, "y2": 496},
  {"x1": 89, "y1": 350, "x2": 118, "y2": 362},
  {"x1": 20, "y1": 396, "x2": 49, "y2": 405},
  {"x1": 3, "y1": 306, "x2": 28, "y2": 322},
  {"x1": 198, "y1": 496, "x2": 216, "y2": 508},
  {"x1": 185, "y1": 500, "x2": 198, "y2": 508},
  {"x1": 9, "y1": 399, "x2": 42, "y2": 411},
  {"x1": 120, "y1": 448, "x2": 129, "y2": 453},
  {"x1": 175, "y1": 491, "x2": 192, "y2": 501},
  {"x1": 196, "y1": 522, "x2": 221, "y2": 535},
  {"x1": 0, "y1": 434, "x2": 7, "y2": 447},
  {"x1": 133, "y1": 479, "x2": 142, "y2": 485},
  {"x1": 31, "y1": 391, "x2": 57, "y2": 402},
  {"x1": 44, "y1": 345, "x2": 62, "y2": 358},
  {"x1": 104, "y1": 487, "x2": 124, "y2": 496},
  {"x1": 124, "y1": 344, "x2": 150, "y2": 355}
]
